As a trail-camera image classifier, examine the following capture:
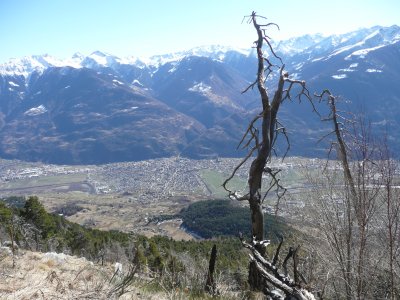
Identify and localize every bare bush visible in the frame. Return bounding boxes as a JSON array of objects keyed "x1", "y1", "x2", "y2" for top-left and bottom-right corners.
[{"x1": 305, "y1": 91, "x2": 400, "y2": 299}]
